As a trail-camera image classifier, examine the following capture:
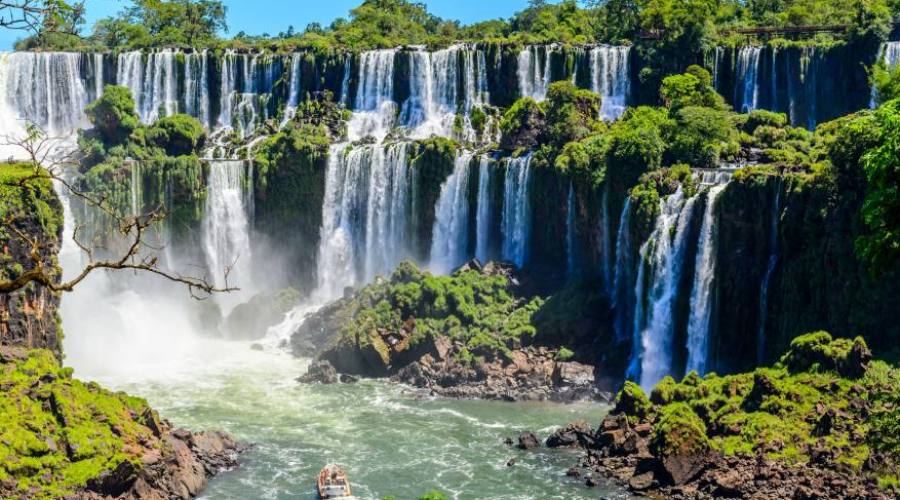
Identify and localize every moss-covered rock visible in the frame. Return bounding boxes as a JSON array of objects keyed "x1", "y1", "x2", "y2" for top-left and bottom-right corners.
[
  {"x1": 615, "y1": 381, "x2": 652, "y2": 419},
  {"x1": 778, "y1": 331, "x2": 872, "y2": 379},
  {"x1": 0, "y1": 349, "x2": 159, "y2": 499}
]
